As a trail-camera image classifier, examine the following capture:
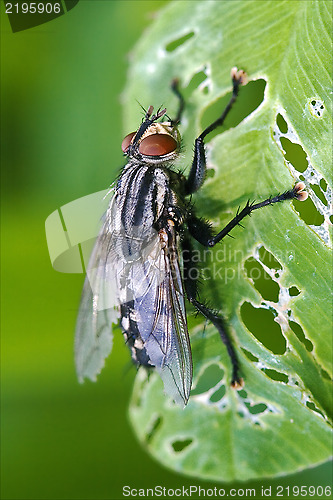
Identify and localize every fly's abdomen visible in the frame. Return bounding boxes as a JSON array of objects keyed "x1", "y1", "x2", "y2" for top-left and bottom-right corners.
[{"x1": 120, "y1": 302, "x2": 153, "y2": 368}]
